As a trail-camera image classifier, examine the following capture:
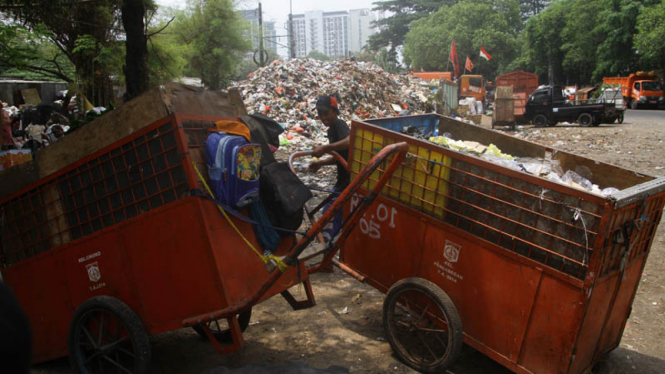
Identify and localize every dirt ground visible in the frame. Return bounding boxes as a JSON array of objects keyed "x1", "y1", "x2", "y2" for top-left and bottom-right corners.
[{"x1": 32, "y1": 110, "x2": 665, "y2": 374}]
